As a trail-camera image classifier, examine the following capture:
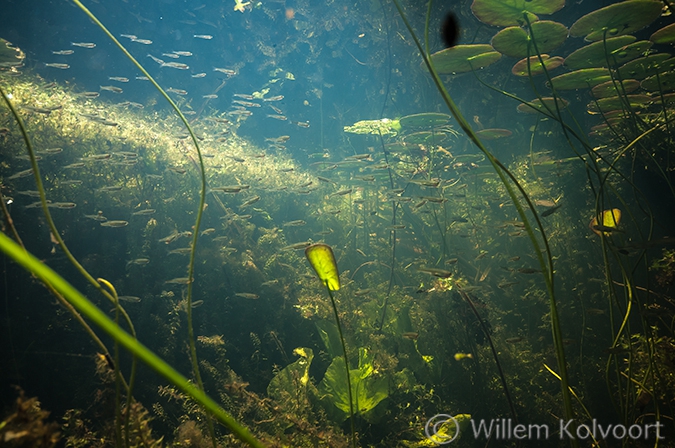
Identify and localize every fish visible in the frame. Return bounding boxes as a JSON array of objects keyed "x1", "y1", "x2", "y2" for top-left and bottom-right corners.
[
  {"x1": 283, "y1": 220, "x2": 306, "y2": 227},
  {"x1": 191, "y1": 300, "x2": 204, "y2": 308},
  {"x1": 100, "y1": 220, "x2": 129, "y2": 227},
  {"x1": 202, "y1": 94, "x2": 218, "y2": 99},
  {"x1": 63, "y1": 162, "x2": 85, "y2": 169},
  {"x1": 165, "y1": 277, "x2": 192, "y2": 284},
  {"x1": 193, "y1": 34, "x2": 213, "y2": 39},
  {"x1": 266, "y1": 114, "x2": 288, "y2": 121},
  {"x1": 261, "y1": 279, "x2": 279, "y2": 287},
  {"x1": 417, "y1": 267, "x2": 453, "y2": 278},
  {"x1": 263, "y1": 95, "x2": 284, "y2": 102},
  {"x1": 506, "y1": 337, "x2": 523, "y2": 344},
  {"x1": 131, "y1": 38, "x2": 153, "y2": 45},
  {"x1": 354, "y1": 288, "x2": 373, "y2": 296},
  {"x1": 387, "y1": 224, "x2": 406, "y2": 230},
  {"x1": 162, "y1": 53, "x2": 180, "y2": 59},
  {"x1": 81, "y1": 92, "x2": 100, "y2": 98},
  {"x1": 167, "y1": 87, "x2": 188, "y2": 95},
  {"x1": 45, "y1": 63, "x2": 70, "y2": 69},
  {"x1": 100, "y1": 85, "x2": 123, "y2": 93},
  {"x1": 8, "y1": 168, "x2": 33, "y2": 180},
  {"x1": 541, "y1": 203, "x2": 563, "y2": 217},
  {"x1": 132, "y1": 209, "x2": 156, "y2": 216},
  {"x1": 169, "y1": 248, "x2": 193, "y2": 255},
  {"x1": 211, "y1": 185, "x2": 250, "y2": 193},
  {"x1": 233, "y1": 93, "x2": 254, "y2": 100},
  {"x1": 281, "y1": 241, "x2": 312, "y2": 251},
  {"x1": 118, "y1": 296, "x2": 141, "y2": 303},
  {"x1": 214, "y1": 67, "x2": 236, "y2": 76},
  {"x1": 402, "y1": 332, "x2": 419, "y2": 340},
  {"x1": 172, "y1": 51, "x2": 193, "y2": 57},
  {"x1": 97, "y1": 186, "x2": 123, "y2": 192},
  {"x1": 240, "y1": 196, "x2": 261, "y2": 207},
  {"x1": 48, "y1": 202, "x2": 77, "y2": 209},
  {"x1": 71, "y1": 42, "x2": 96, "y2": 48},
  {"x1": 516, "y1": 268, "x2": 540, "y2": 274},
  {"x1": 52, "y1": 50, "x2": 74, "y2": 55},
  {"x1": 234, "y1": 293, "x2": 259, "y2": 299},
  {"x1": 192, "y1": 73, "x2": 207, "y2": 78},
  {"x1": 330, "y1": 188, "x2": 353, "y2": 197},
  {"x1": 126, "y1": 258, "x2": 150, "y2": 266},
  {"x1": 232, "y1": 100, "x2": 260, "y2": 108},
  {"x1": 162, "y1": 62, "x2": 190, "y2": 70},
  {"x1": 295, "y1": 121, "x2": 310, "y2": 128}
]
